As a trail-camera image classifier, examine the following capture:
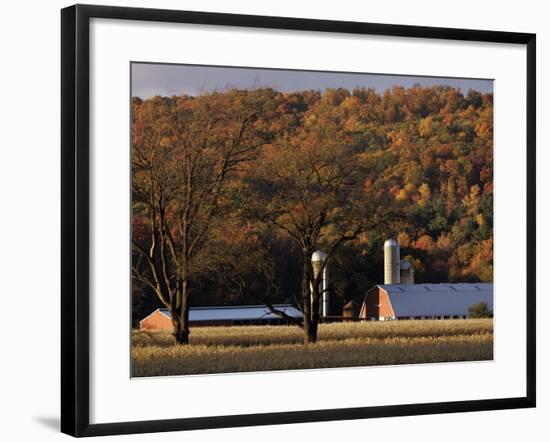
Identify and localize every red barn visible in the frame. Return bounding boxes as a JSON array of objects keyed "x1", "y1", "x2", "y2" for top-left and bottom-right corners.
[{"x1": 359, "y1": 283, "x2": 493, "y2": 321}]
